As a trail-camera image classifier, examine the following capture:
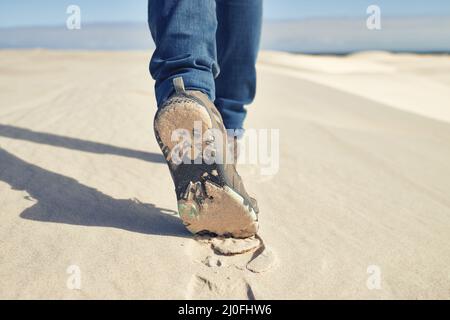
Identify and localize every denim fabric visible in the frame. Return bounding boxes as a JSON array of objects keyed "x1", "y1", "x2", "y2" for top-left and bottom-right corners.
[{"x1": 148, "y1": 0, "x2": 262, "y2": 129}]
